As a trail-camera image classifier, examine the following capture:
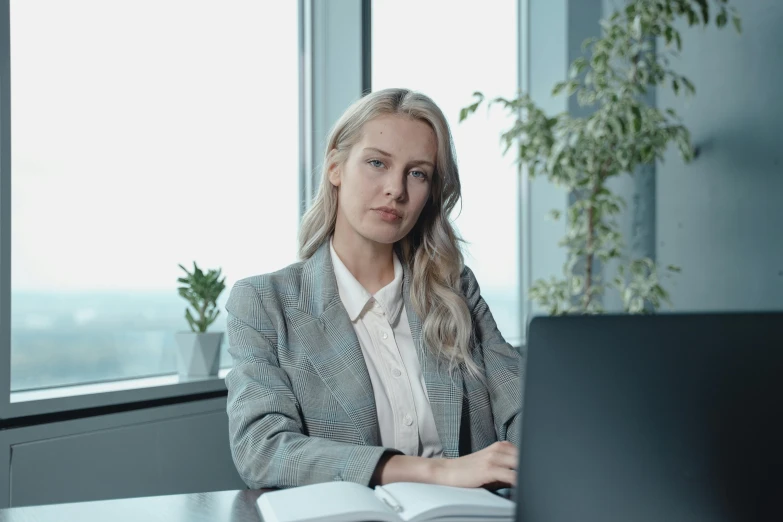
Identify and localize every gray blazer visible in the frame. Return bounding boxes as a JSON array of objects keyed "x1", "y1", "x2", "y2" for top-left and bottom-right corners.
[{"x1": 225, "y1": 240, "x2": 523, "y2": 489}]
